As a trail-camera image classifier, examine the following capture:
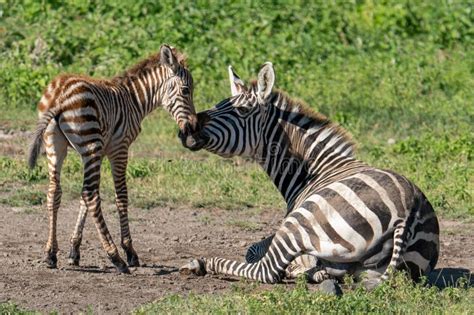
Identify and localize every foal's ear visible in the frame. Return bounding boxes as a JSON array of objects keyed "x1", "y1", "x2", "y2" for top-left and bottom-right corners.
[
  {"x1": 228, "y1": 65, "x2": 246, "y2": 96},
  {"x1": 257, "y1": 62, "x2": 275, "y2": 104},
  {"x1": 160, "y1": 44, "x2": 179, "y2": 72}
]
